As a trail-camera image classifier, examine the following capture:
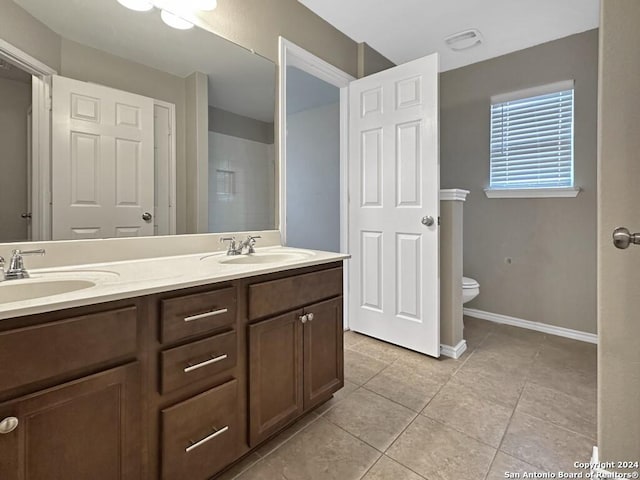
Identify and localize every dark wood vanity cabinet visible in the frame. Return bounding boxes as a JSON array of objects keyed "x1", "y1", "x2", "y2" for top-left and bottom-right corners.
[
  {"x1": 0, "y1": 302, "x2": 142, "y2": 480},
  {"x1": 302, "y1": 297, "x2": 344, "y2": 411},
  {"x1": 248, "y1": 310, "x2": 304, "y2": 445},
  {"x1": 247, "y1": 268, "x2": 344, "y2": 446},
  {"x1": 0, "y1": 261, "x2": 344, "y2": 480},
  {"x1": 0, "y1": 363, "x2": 141, "y2": 480}
]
